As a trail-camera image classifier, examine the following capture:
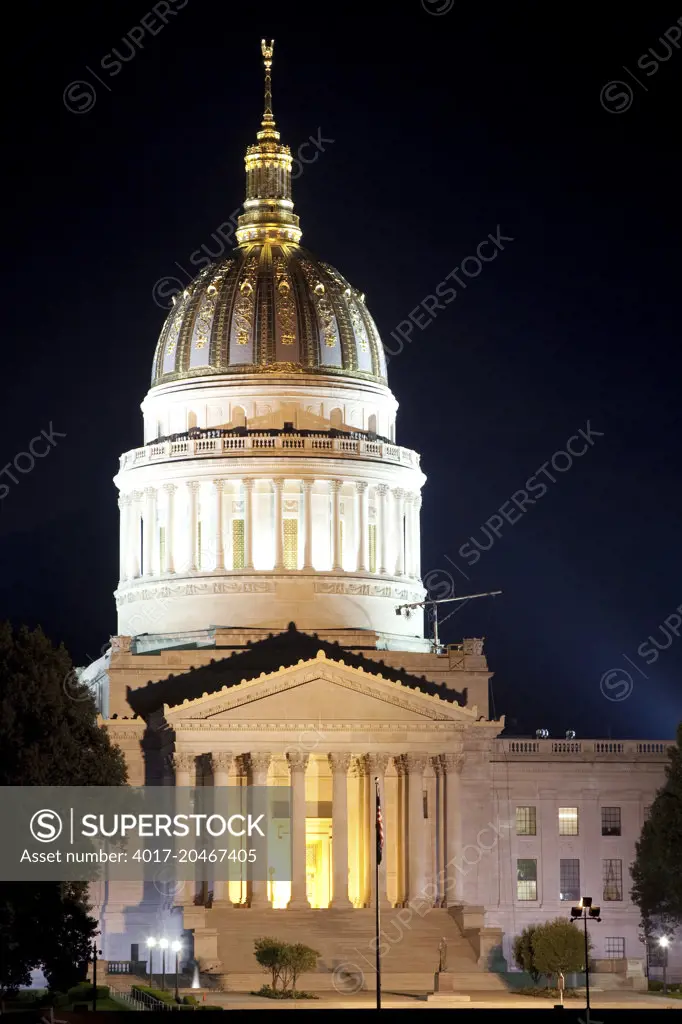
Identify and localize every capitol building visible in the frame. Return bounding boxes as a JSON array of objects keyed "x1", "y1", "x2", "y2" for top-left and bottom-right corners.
[{"x1": 90, "y1": 42, "x2": 671, "y2": 993}]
